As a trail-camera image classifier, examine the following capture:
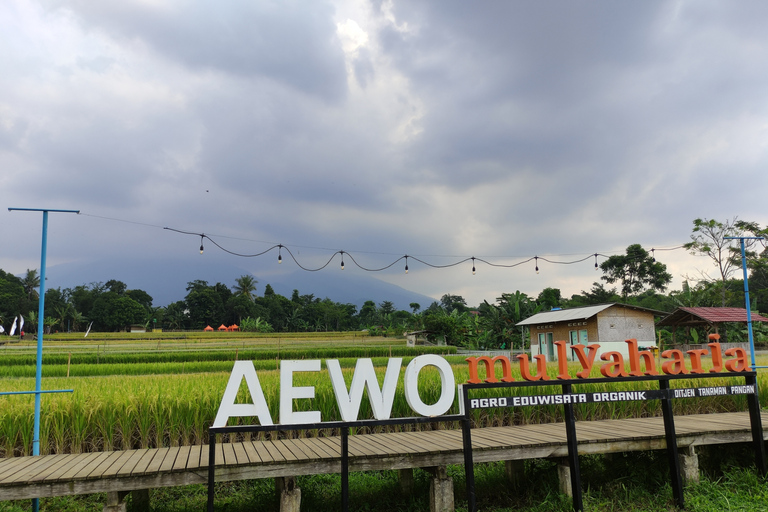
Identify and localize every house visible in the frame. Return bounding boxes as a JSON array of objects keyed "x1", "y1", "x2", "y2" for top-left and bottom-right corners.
[{"x1": 516, "y1": 303, "x2": 667, "y2": 362}]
